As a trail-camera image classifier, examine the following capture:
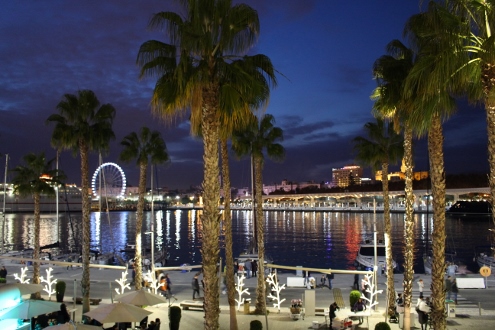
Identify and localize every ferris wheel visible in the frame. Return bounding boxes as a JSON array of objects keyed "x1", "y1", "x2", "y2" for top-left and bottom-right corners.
[{"x1": 91, "y1": 162, "x2": 127, "y2": 199}]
